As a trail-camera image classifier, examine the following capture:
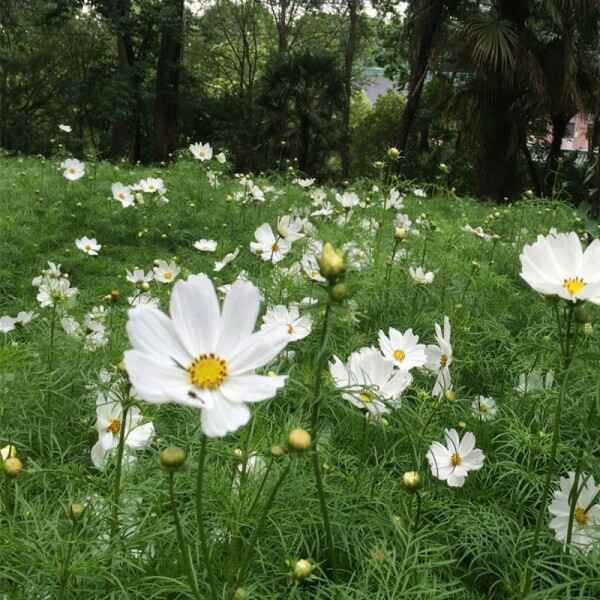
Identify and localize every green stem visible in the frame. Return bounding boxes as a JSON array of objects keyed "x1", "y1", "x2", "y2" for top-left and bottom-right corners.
[
  {"x1": 58, "y1": 521, "x2": 79, "y2": 600},
  {"x1": 565, "y1": 450, "x2": 584, "y2": 552},
  {"x1": 195, "y1": 435, "x2": 219, "y2": 600},
  {"x1": 246, "y1": 458, "x2": 275, "y2": 517},
  {"x1": 413, "y1": 492, "x2": 422, "y2": 531},
  {"x1": 48, "y1": 303, "x2": 57, "y2": 370},
  {"x1": 235, "y1": 461, "x2": 291, "y2": 588},
  {"x1": 168, "y1": 473, "x2": 203, "y2": 600},
  {"x1": 110, "y1": 403, "x2": 130, "y2": 542}
]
